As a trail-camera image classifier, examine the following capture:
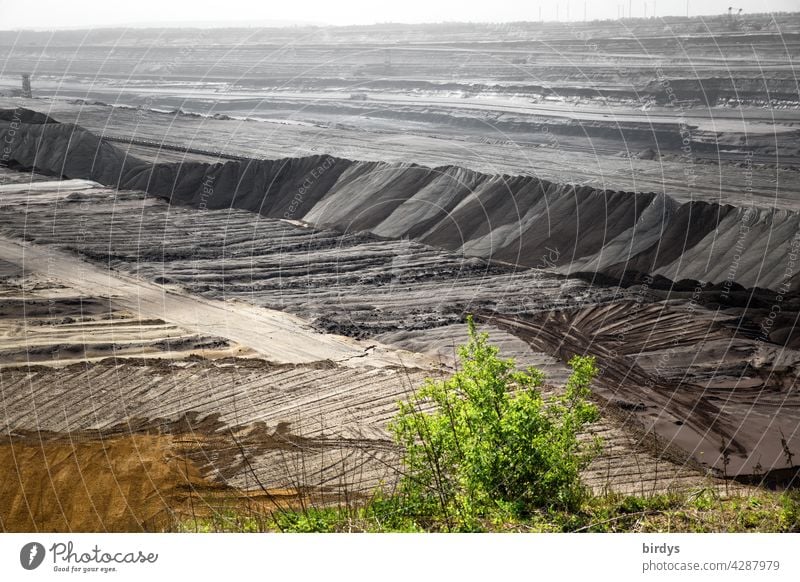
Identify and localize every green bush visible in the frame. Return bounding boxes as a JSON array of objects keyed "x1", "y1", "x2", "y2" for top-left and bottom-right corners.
[{"x1": 389, "y1": 316, "x2": 600, "y2": 529}]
